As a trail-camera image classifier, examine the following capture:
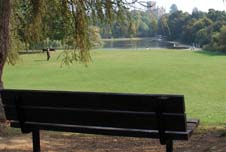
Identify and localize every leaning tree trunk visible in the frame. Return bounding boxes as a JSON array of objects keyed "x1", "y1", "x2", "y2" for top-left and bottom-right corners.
[{"x1": 0, "y1": 0, "x2": 11, "y2": 122}]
